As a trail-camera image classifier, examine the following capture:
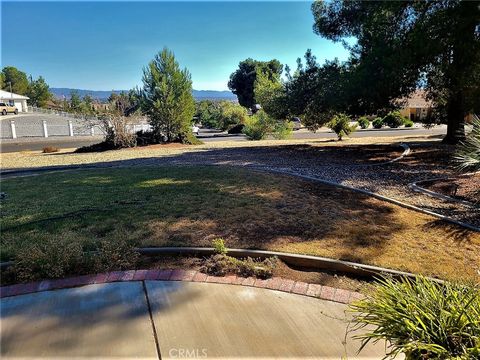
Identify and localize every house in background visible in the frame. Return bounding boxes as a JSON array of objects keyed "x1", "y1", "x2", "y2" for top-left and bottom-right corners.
[
  {"x1": 398, "y1": 89, "x2": 475, "y2": 123},
  {"x1": 0, "y1": 90, "x2": 29, "y2": 112},
  {"x1": 398, "y1": 89, "x2": 432, "y2": 122}
]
